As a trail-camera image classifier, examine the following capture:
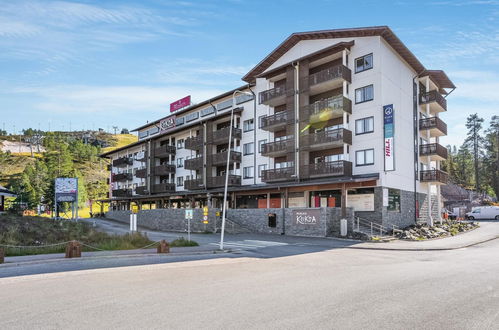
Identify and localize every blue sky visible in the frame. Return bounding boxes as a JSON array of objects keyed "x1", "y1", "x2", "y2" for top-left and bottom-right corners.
[{"x1": 1, "y1": 0, "x2": 498, "y2": 147}]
